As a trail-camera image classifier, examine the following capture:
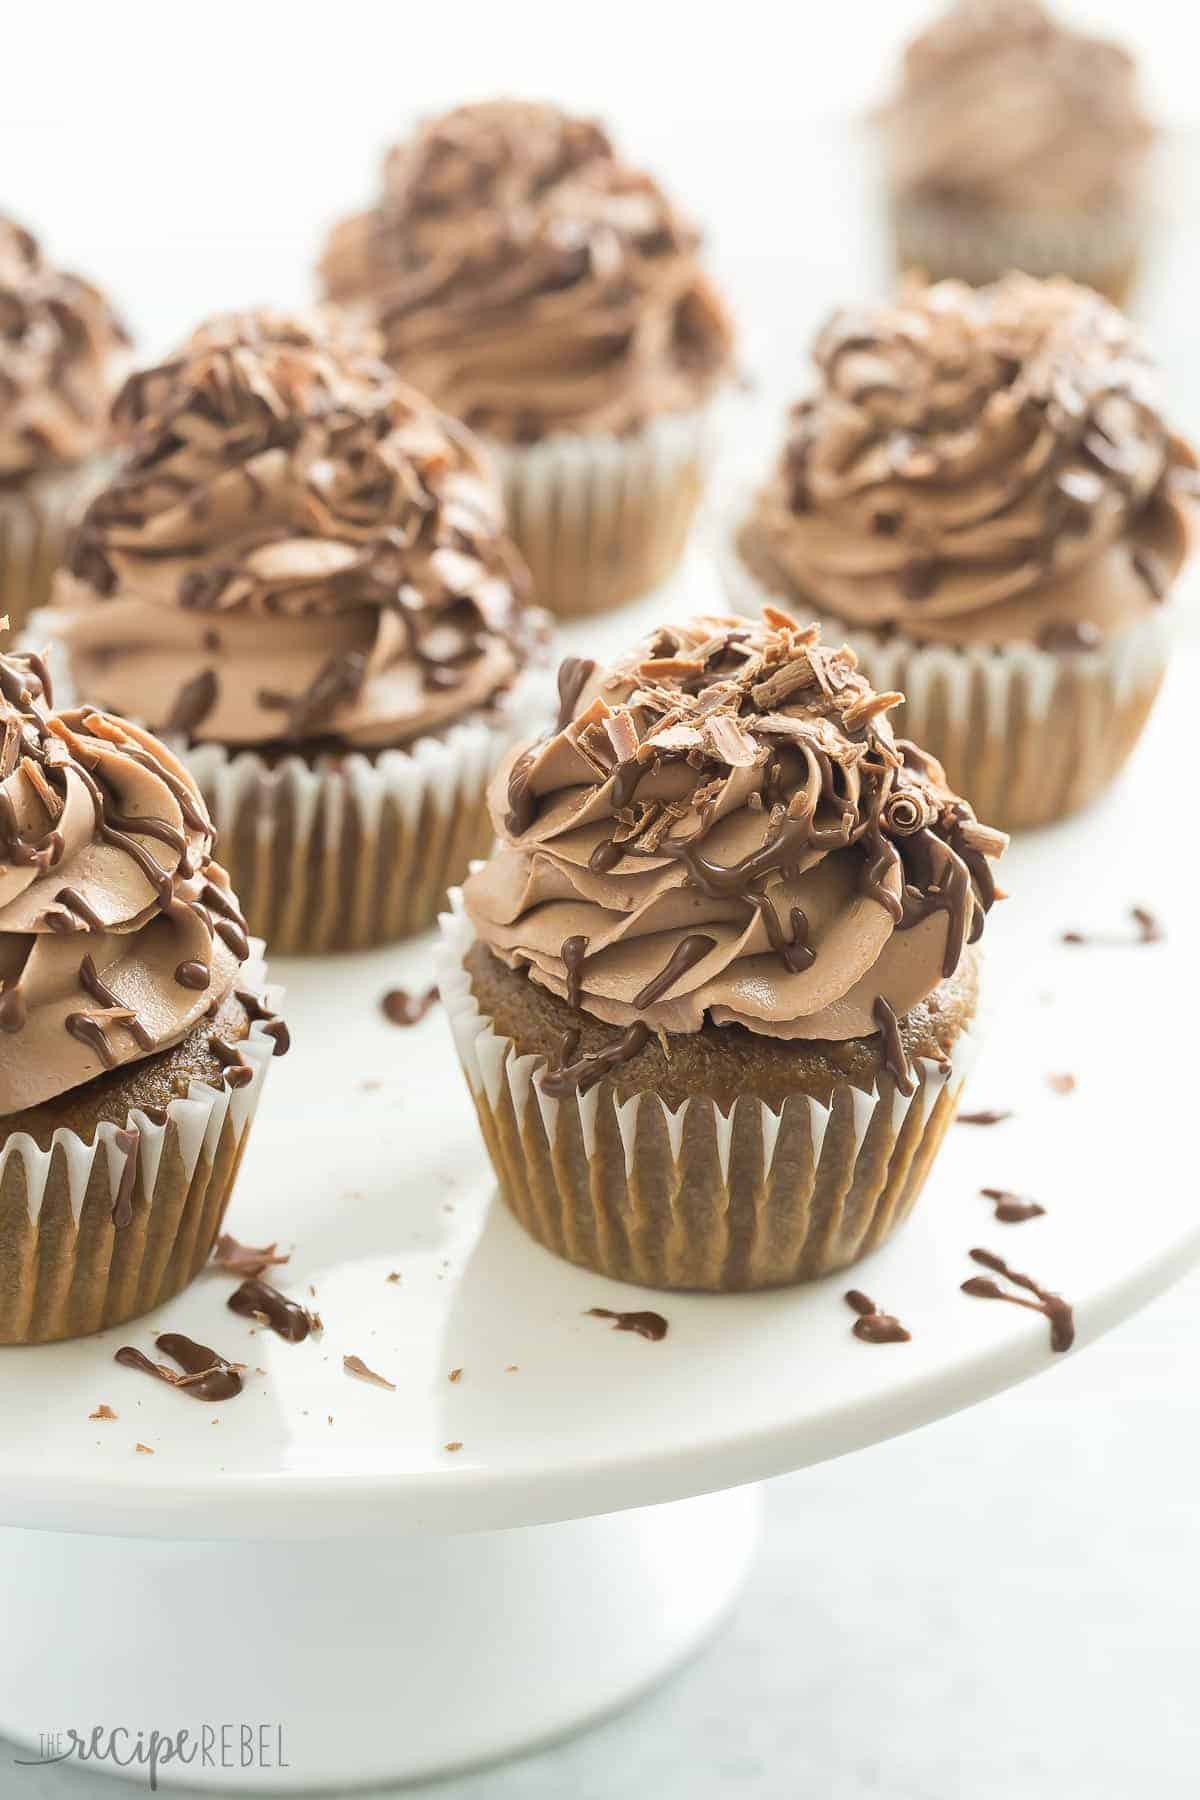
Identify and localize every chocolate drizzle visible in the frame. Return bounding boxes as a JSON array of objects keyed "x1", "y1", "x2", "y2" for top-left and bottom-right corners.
[
  {"x1": 561, "y1": 935, "x2": 590, "y2": 1011},
  {"x1": 586, "y1": 1307, "x2": 669, "y2": 1342},
  {"x1": 961, "y1": 1248, "x2": 1074, "y2": 1351},
  {"x1": 542, "y1": 1023, "x2": 651, "y2": 1098},
  {"x1": 872, "y1": 996, "x2": 916, "y2": 1095},
  {"x1": 115, "y1": 1333, "x2": 244, "y2": 1402},
  {"x1": 844, "y1": 1289, "x2": 911, "y2": 1344},
  {"x1": 633, "y1": 934, "x2": 716, "y2": 1010},
  {"x1": 555, "y1": 656, "x2": 597, "y2": 731}
]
